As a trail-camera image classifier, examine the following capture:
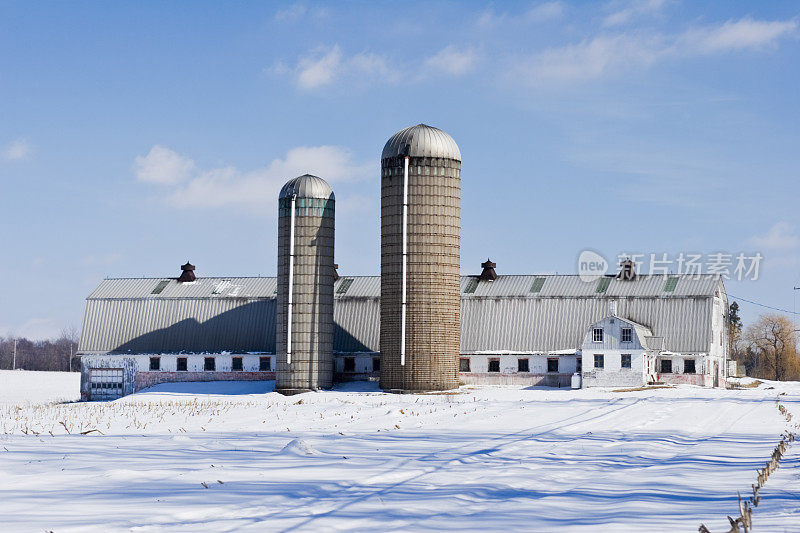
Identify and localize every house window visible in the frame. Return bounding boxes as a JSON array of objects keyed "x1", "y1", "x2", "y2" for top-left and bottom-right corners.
[
  {"x1": 594, "y1": 354, "x2": 604, "y2": 369},
  {"x1": 372, "y1": 357, "x2": 380, "y2": 372},
  {"x1": 576, "y1": 357, "x2": 582, "y2": 373},
  {"x1": 459, "y1": 358, "x2": 471, "y2": 372},
  {"x1": 259, "y1": 356, "x2": 271, "y2": 371},
  {"x1": 232, "y1": 357, "x2": 243, "y2": 371},
  {"x1": 204, "y1": 357, "x2": 215, "y2": 371},
  {"x1": 518, "y1": 358, "x2": 530, "y2": 372},
  {"x1": 593, "y1": 328, "x2": 604, "y2": 342},
  {"x1": 177, "y1": 357, "x2": 187, "y2": 371},
  {"x1": 149, "y1": 357, "x2": 160, "y2": 371},
  {"x1": 343, "y1": 357, "x2": 355, "y2": 372},
  {"x1": 684, "y1": 359, "x2": 696, "y2": 374},
  {"x1": 660, "y1": 359, "x2": 672, "y2": 373},
  {"x1": 621, "y1": 328, "x2": 632, "y2": 343},
  {"x1": 488, "y1": 359, "x2": 500, "y2": 372},
  {"x1": 547, "y1": 358, "x2": 558, "y2": 373},
  {"x1": 621, "y1": 354, "x2": 632, "y2": 369}
]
